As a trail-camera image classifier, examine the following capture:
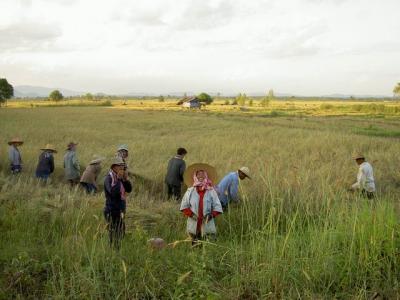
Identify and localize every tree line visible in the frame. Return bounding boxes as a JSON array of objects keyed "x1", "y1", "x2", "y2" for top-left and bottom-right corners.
[{"x1": 1, "y1": 78, "x2": 400, "y2": 106}]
